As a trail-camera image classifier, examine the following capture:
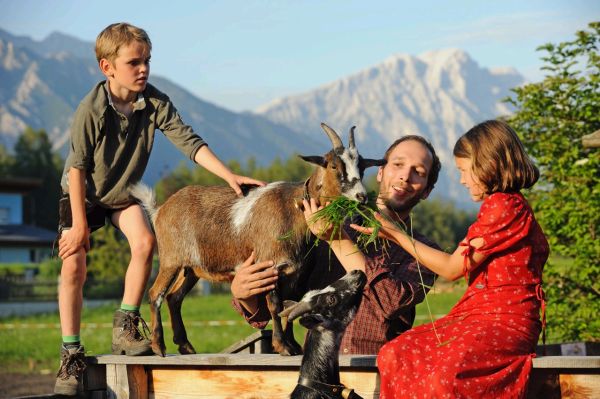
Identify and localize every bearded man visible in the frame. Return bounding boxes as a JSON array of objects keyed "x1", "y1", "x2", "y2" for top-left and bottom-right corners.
[{"x1": 232, "y1": 135, "x2": 442, "y2": 354}]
